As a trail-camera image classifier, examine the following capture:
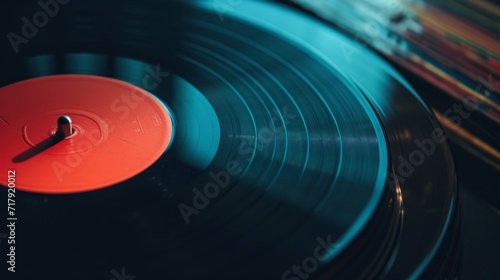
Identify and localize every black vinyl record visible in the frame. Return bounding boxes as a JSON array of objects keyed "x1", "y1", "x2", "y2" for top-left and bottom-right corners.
[{"x1": 0, "y1": 1, "x2": 458, "y2": 279}]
